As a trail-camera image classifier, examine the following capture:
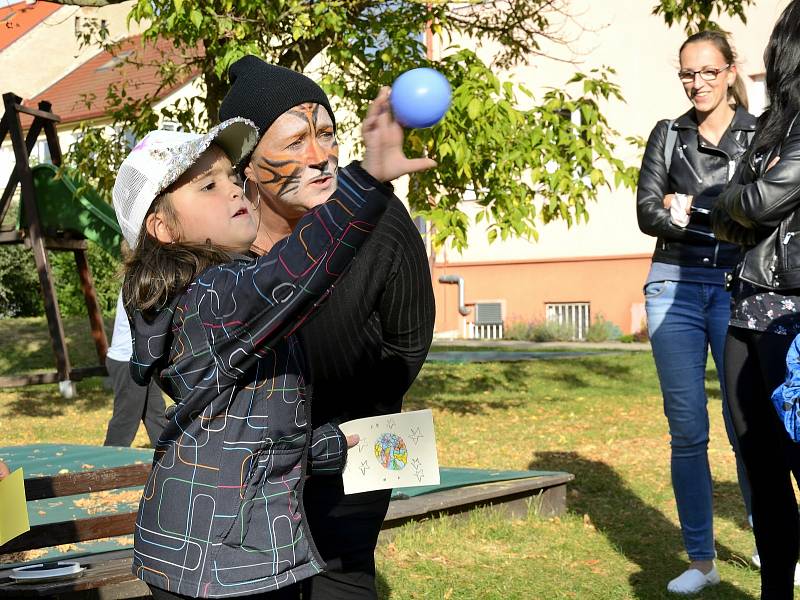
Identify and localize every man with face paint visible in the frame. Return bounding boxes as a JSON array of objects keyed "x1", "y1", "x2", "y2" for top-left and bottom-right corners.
[{"x1": 220, "y1": 56, "x2": 436, "y2": 600}]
